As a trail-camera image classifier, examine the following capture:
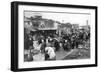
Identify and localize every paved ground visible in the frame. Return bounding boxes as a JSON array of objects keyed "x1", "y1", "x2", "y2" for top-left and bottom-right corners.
[
  {"x1": 55, "y1": 48, "x2": 74, "y2": 60},
  {"x1": 33, "y1": 48, "x2": 74, "y2": 61},
  {"x1": 32, "y1": 48, "x2": 90, "y2": 61},
  {"x1": 63, "y1": 48, "x2": 90, "y2": 60},
  {"x1": 33, "y1": 53, "x2": 45, "y2": 61}
]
